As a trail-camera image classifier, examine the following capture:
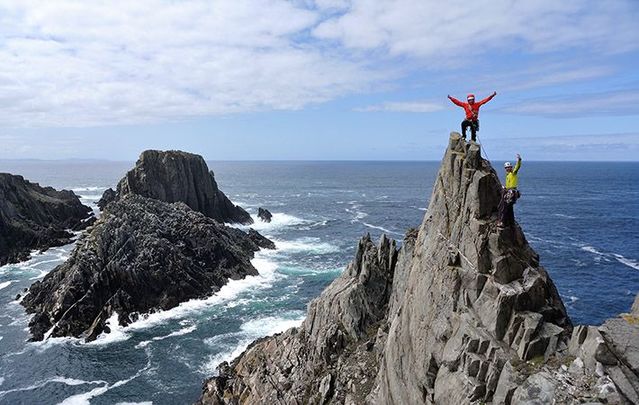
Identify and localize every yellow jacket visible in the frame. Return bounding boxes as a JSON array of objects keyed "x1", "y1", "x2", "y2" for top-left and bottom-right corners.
[{"x1": 505, "y1": 159, "x2": 521, "y2": 189}]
